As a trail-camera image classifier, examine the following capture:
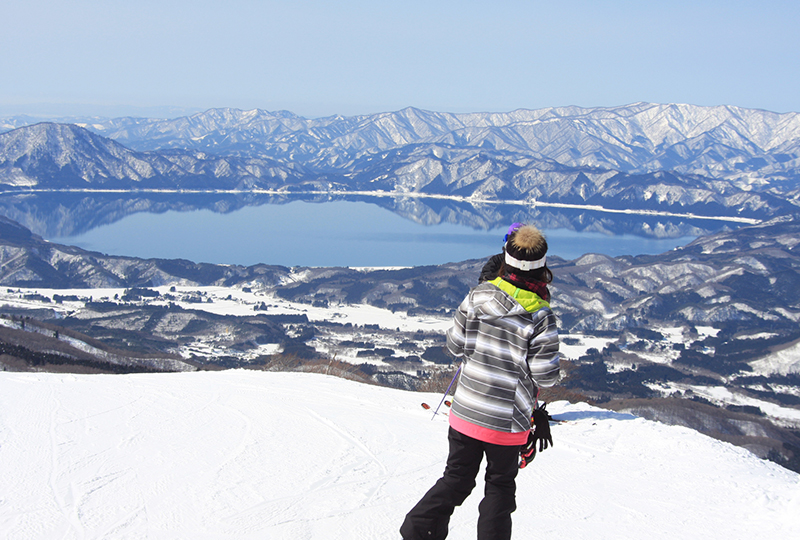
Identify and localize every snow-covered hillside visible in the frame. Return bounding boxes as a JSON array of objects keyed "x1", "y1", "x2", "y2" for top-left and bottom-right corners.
[{"x1": 1, "y1": 370, "x2": 797, "y2": 540}]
